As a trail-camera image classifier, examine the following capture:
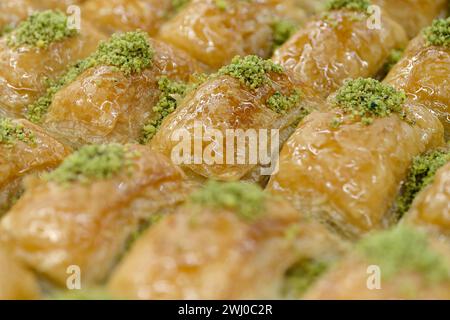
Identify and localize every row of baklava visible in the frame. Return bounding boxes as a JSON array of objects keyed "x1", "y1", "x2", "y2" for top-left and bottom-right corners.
[{"x1": 0, "y1": 0, "x2": 448, "y2": 300}]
